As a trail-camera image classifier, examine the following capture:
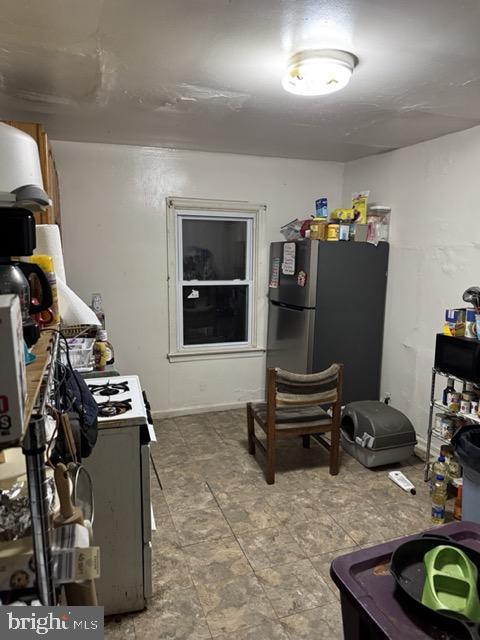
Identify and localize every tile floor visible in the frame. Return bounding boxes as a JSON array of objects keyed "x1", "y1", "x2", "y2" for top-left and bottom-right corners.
[{"x1": 105, "y1": 408, "x2": 433, "y2": 640}]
